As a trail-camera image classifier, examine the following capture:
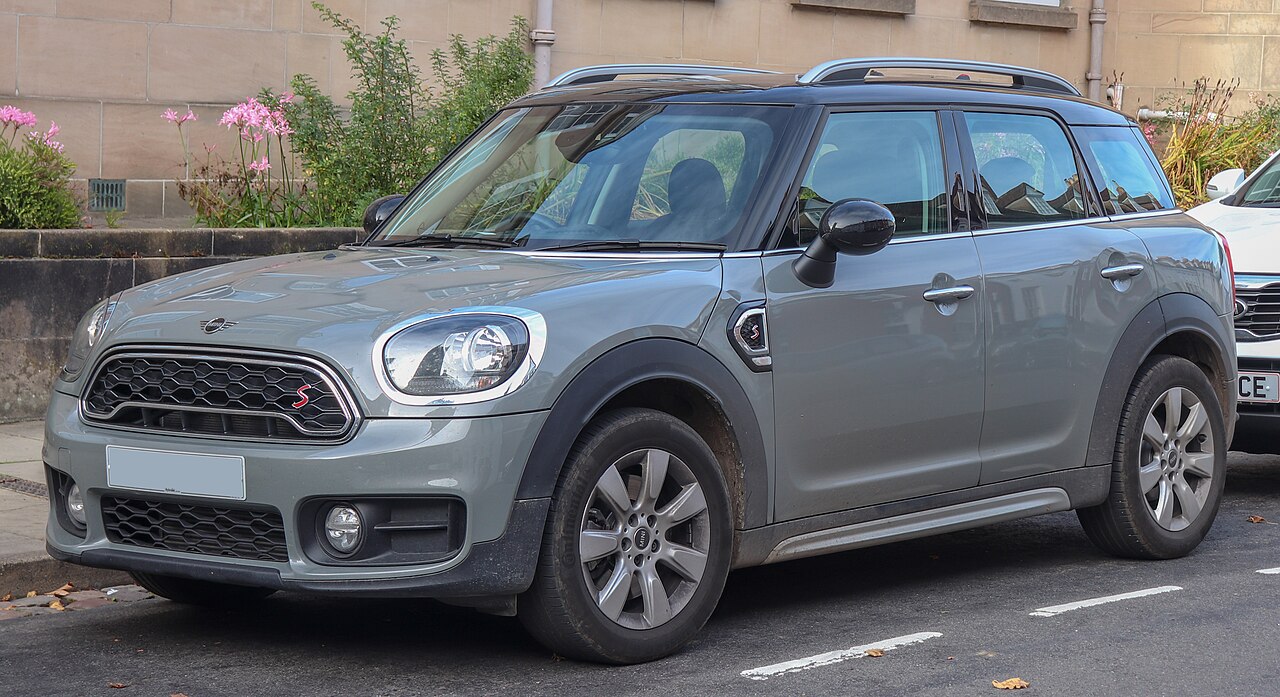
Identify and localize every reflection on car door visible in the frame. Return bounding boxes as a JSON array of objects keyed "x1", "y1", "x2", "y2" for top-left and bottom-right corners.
[
  {"x1": 766, "y1": 110, "x2": 986, "y2": 521},
  {"x1": 959, "y1": 111, "x2": 1158, "y2": 483}
]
